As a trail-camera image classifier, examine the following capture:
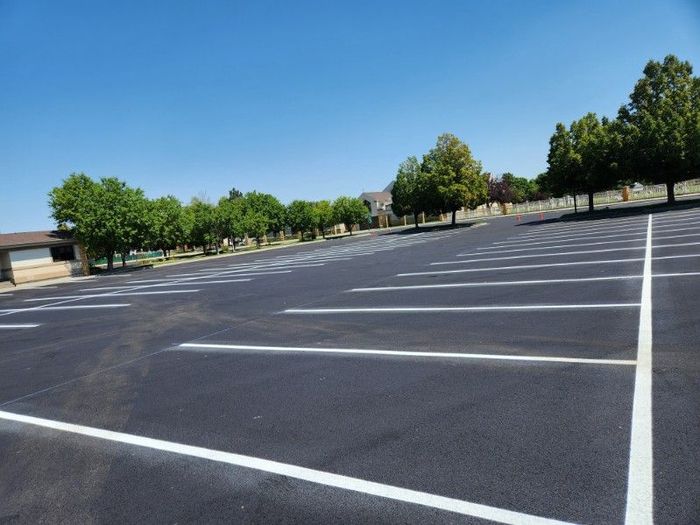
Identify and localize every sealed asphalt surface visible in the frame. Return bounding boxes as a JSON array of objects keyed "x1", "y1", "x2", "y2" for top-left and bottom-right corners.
[{"x1": 0, "y1": 201, "x2": 698, "y2": 524}]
